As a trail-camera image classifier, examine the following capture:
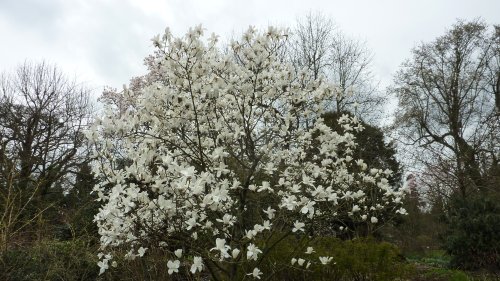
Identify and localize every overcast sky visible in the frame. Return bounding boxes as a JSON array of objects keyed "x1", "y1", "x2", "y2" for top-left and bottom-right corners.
[{"x1": 1, "y1": 0, "x2": 498, "y2": 99}]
